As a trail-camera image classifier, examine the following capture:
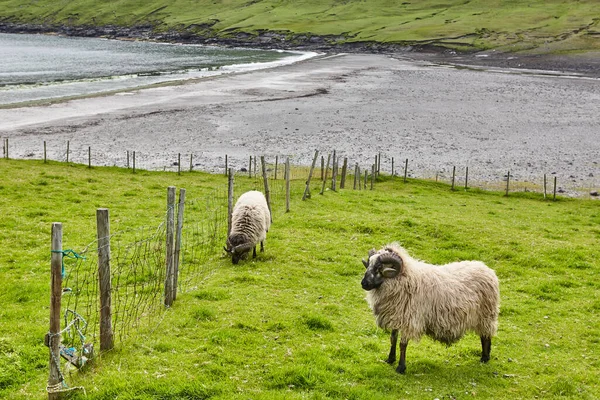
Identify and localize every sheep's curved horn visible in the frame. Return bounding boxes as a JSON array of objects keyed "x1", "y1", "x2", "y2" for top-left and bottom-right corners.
[
  {"x1": 378, "y1": 253, "x2": 402, "y2": 278},
  {"x1": 362, "y1": 259, "x2": 369, "y2": 268},
  {"x1": 233, "y1": 243, "x2": 254, "y2": 254},
  {"x1": 223, "y1": 246, "x2": 232, "y2": 254}
]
